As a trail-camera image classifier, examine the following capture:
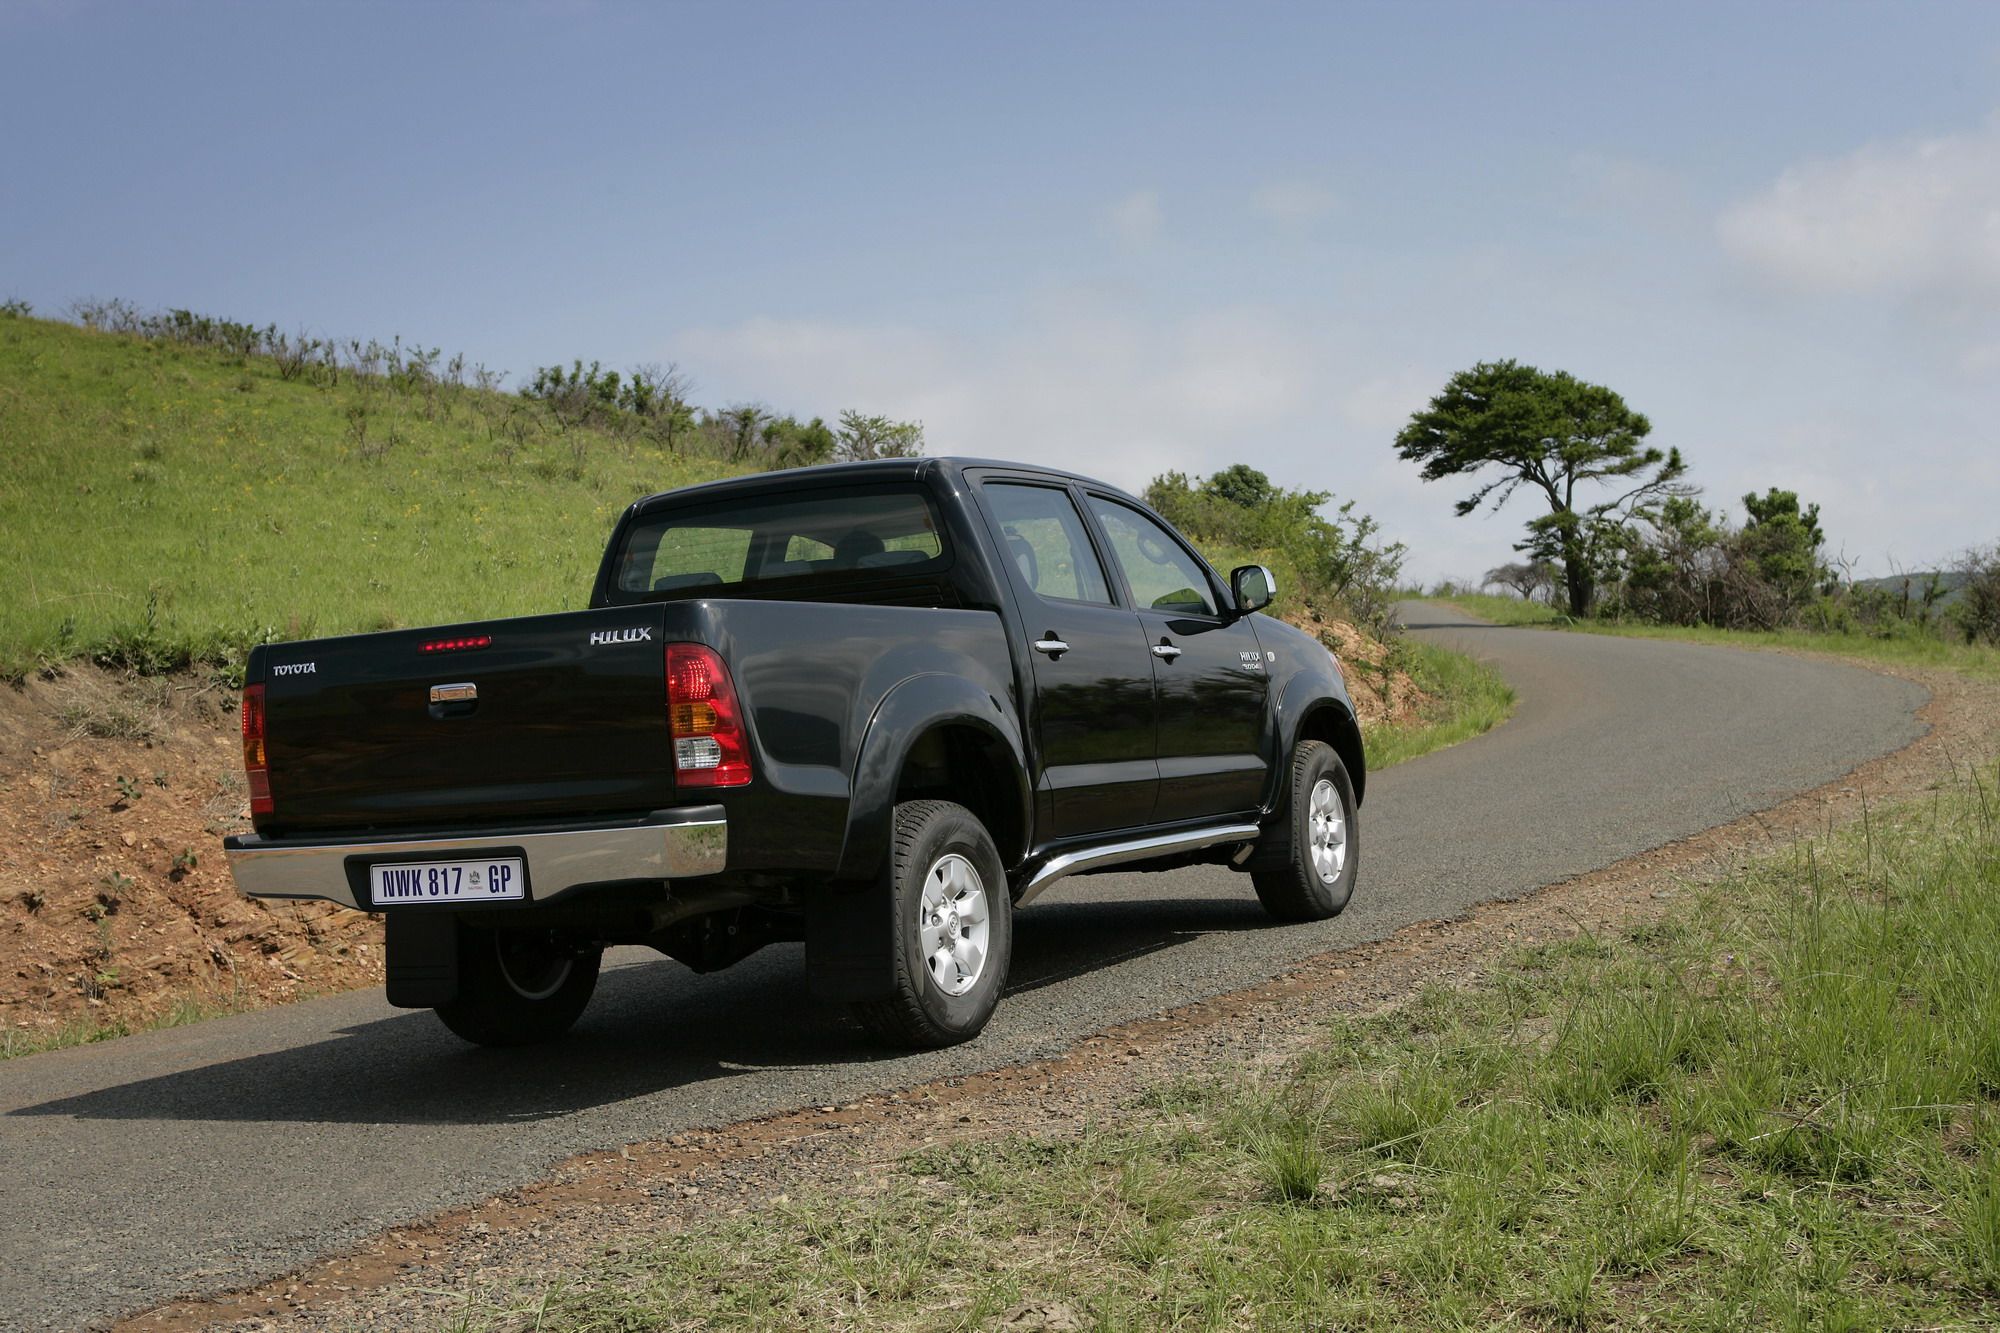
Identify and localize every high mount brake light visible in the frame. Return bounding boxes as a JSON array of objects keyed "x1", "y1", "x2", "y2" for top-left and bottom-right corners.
[
  {"x1": 666, "y1": 643, "x2": 751, "y2": 788},
  {"x1": 241, "y1": 683, "x2": 273, "y2": 815},
  {"x1": 420, "y1": 635, "x2": 492, "y2": 654}
]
